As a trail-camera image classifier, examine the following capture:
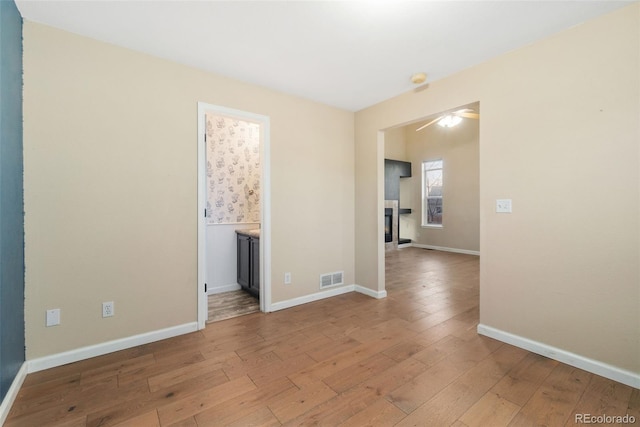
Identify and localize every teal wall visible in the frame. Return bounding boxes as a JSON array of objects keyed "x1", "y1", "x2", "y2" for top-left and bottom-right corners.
[{"x1": 0, "y1": 0, "x2": 25, "y2": 400}]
